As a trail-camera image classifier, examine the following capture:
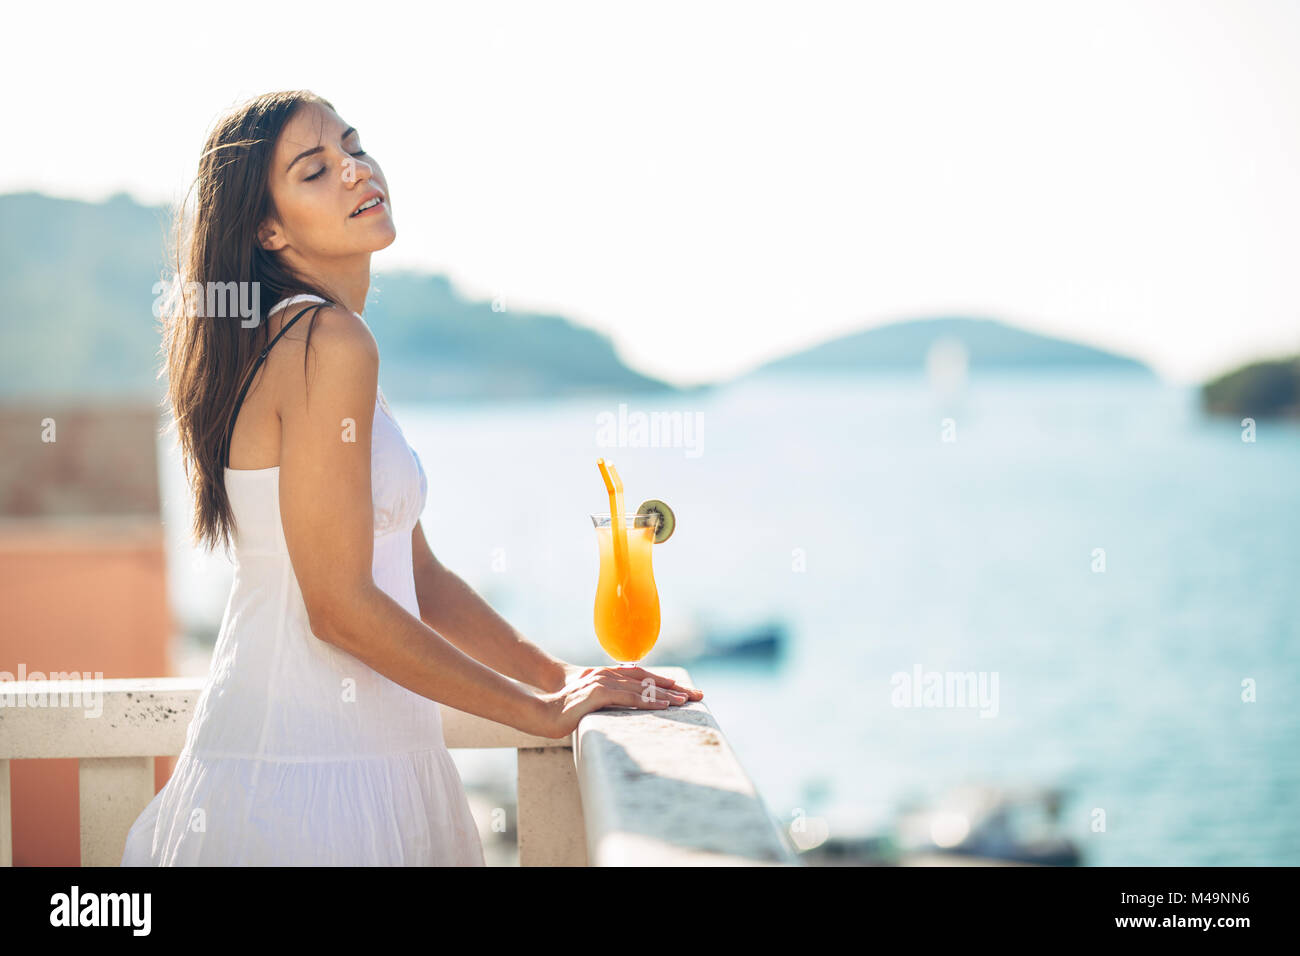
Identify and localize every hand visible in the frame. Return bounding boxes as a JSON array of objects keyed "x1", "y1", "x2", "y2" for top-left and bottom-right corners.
[
  {"x1": 531, "y1": 665, "x2": 703, "y2": 740},
  {"x1": 559, "y1": 663, "x2": 703, "y2": 702}
]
